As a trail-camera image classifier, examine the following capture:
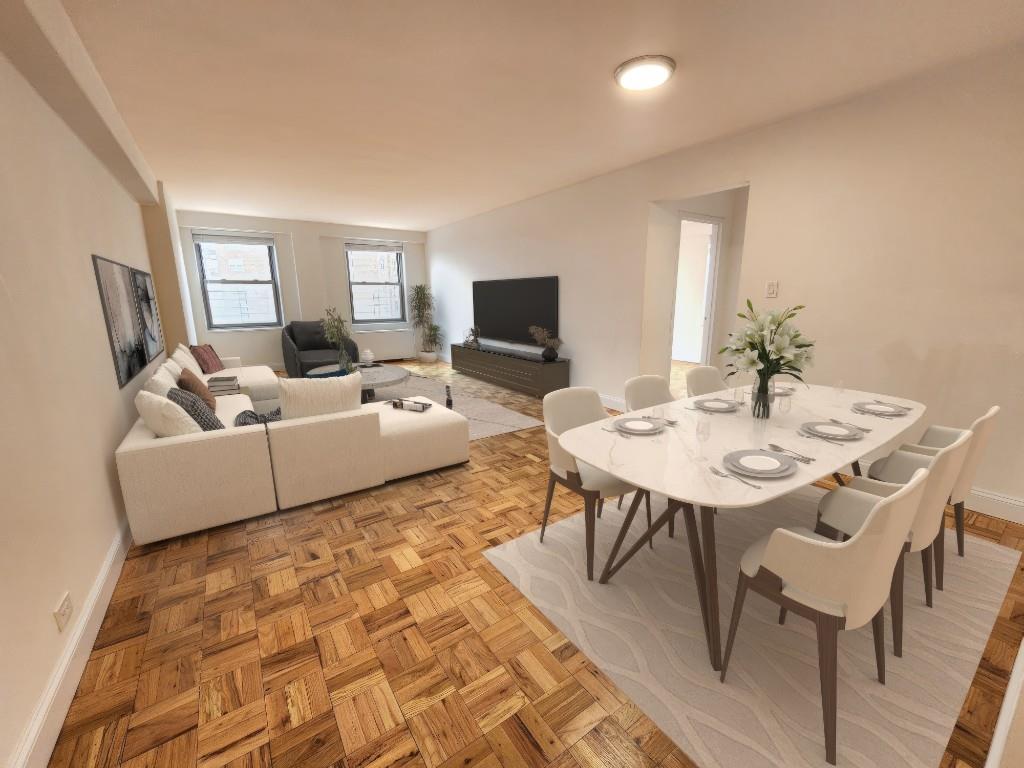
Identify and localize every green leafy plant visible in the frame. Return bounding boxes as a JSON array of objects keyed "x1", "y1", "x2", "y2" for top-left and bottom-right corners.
[
  {"x1": 720, "y1": 300, "x2": 815, "y2": 384},
  {"x1": 528, "y1": 325, "x2": 562, "y2": 351},
  {"x1": 410, "y1": 284, "x2": 439, "y2": 352},
  {"x1": 321, "y1": 307, "x2": 354, "y2": 372},
  {"x1": 422, "y1": 322, "x2": 443, "y2": 353}
]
